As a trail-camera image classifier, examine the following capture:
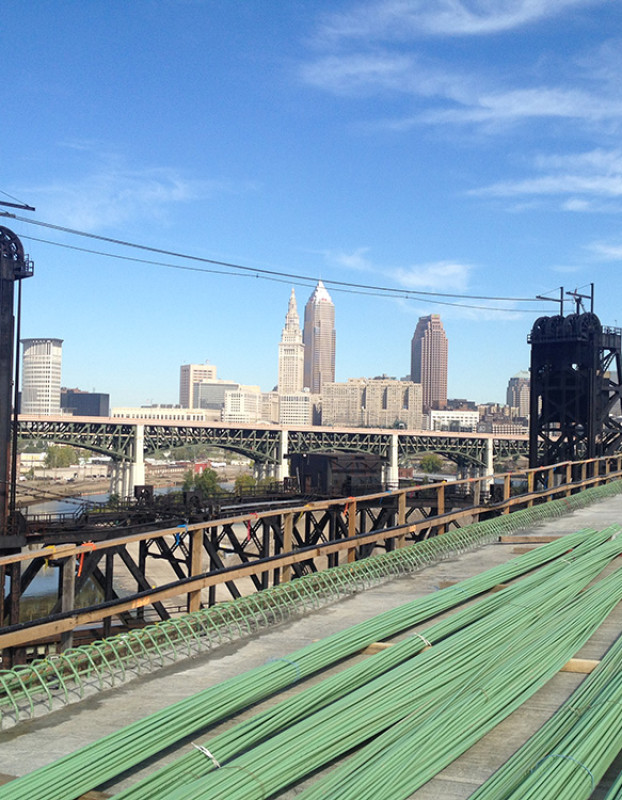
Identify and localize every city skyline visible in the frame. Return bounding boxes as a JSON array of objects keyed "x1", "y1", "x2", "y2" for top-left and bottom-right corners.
[{"x1": 4, "y1": 2, "x2": 622, "y2": 406}]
